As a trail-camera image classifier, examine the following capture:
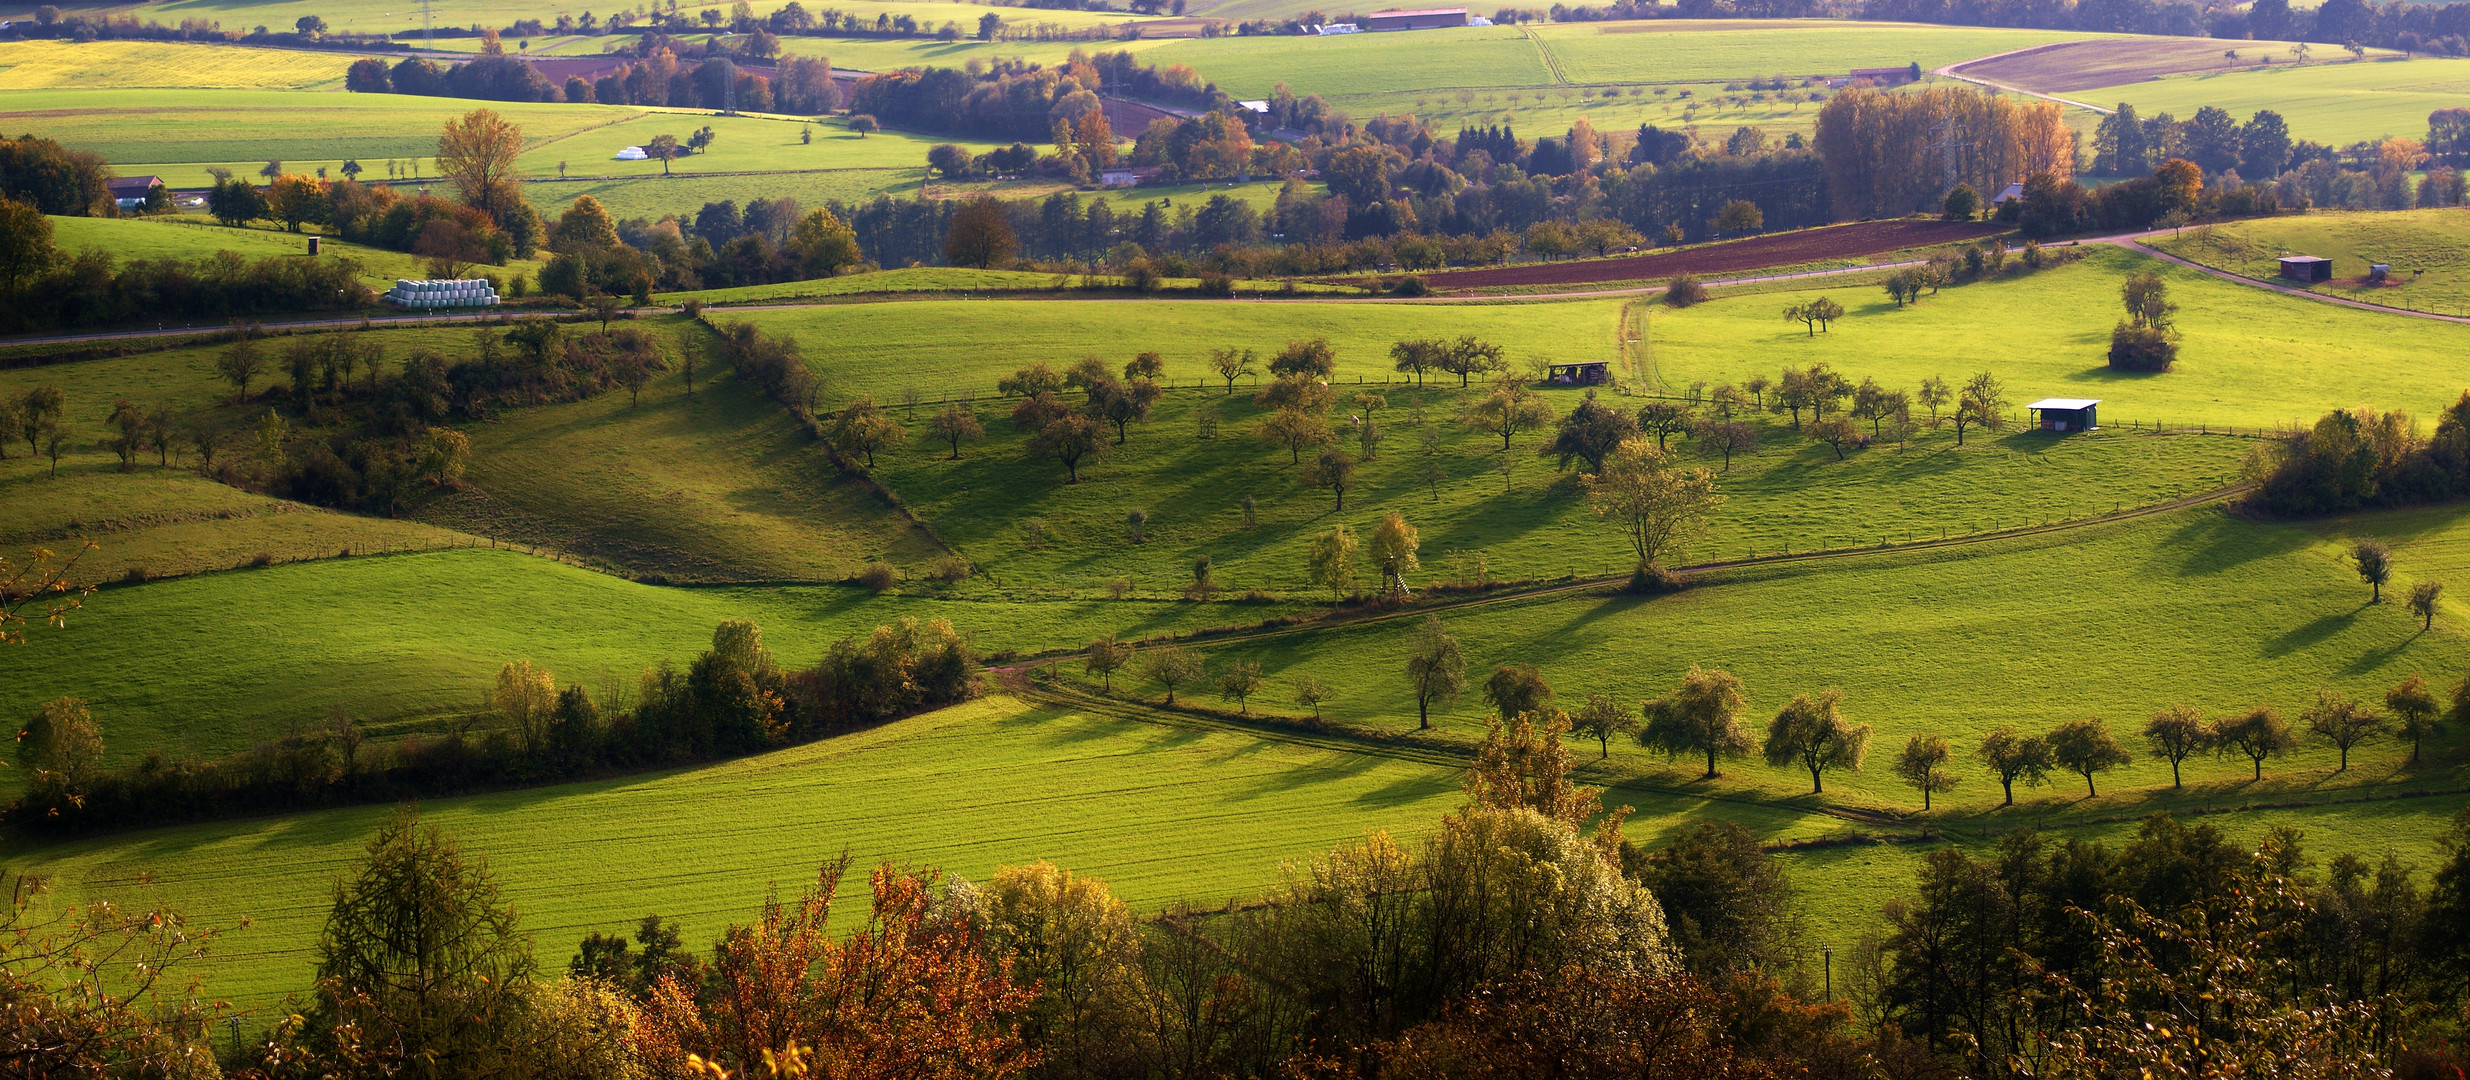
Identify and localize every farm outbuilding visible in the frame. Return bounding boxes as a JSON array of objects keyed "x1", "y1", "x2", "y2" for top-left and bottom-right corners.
[
  {"x1": 1365, "y1": 7, "x2": 1468, "y2": 29},
  {"x1": 1546, "y1": 361, "x2": 1610, "y2": 386},
  {"x1": 108, "y1": 175, "x2": 164, "y2": 210},
  {"x1": 2027, "y1": 398, "x2": 2100, "y2": 432},
  {"x1": 2278, "y1": 255, "x2": 2332, "y2": 282}
]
